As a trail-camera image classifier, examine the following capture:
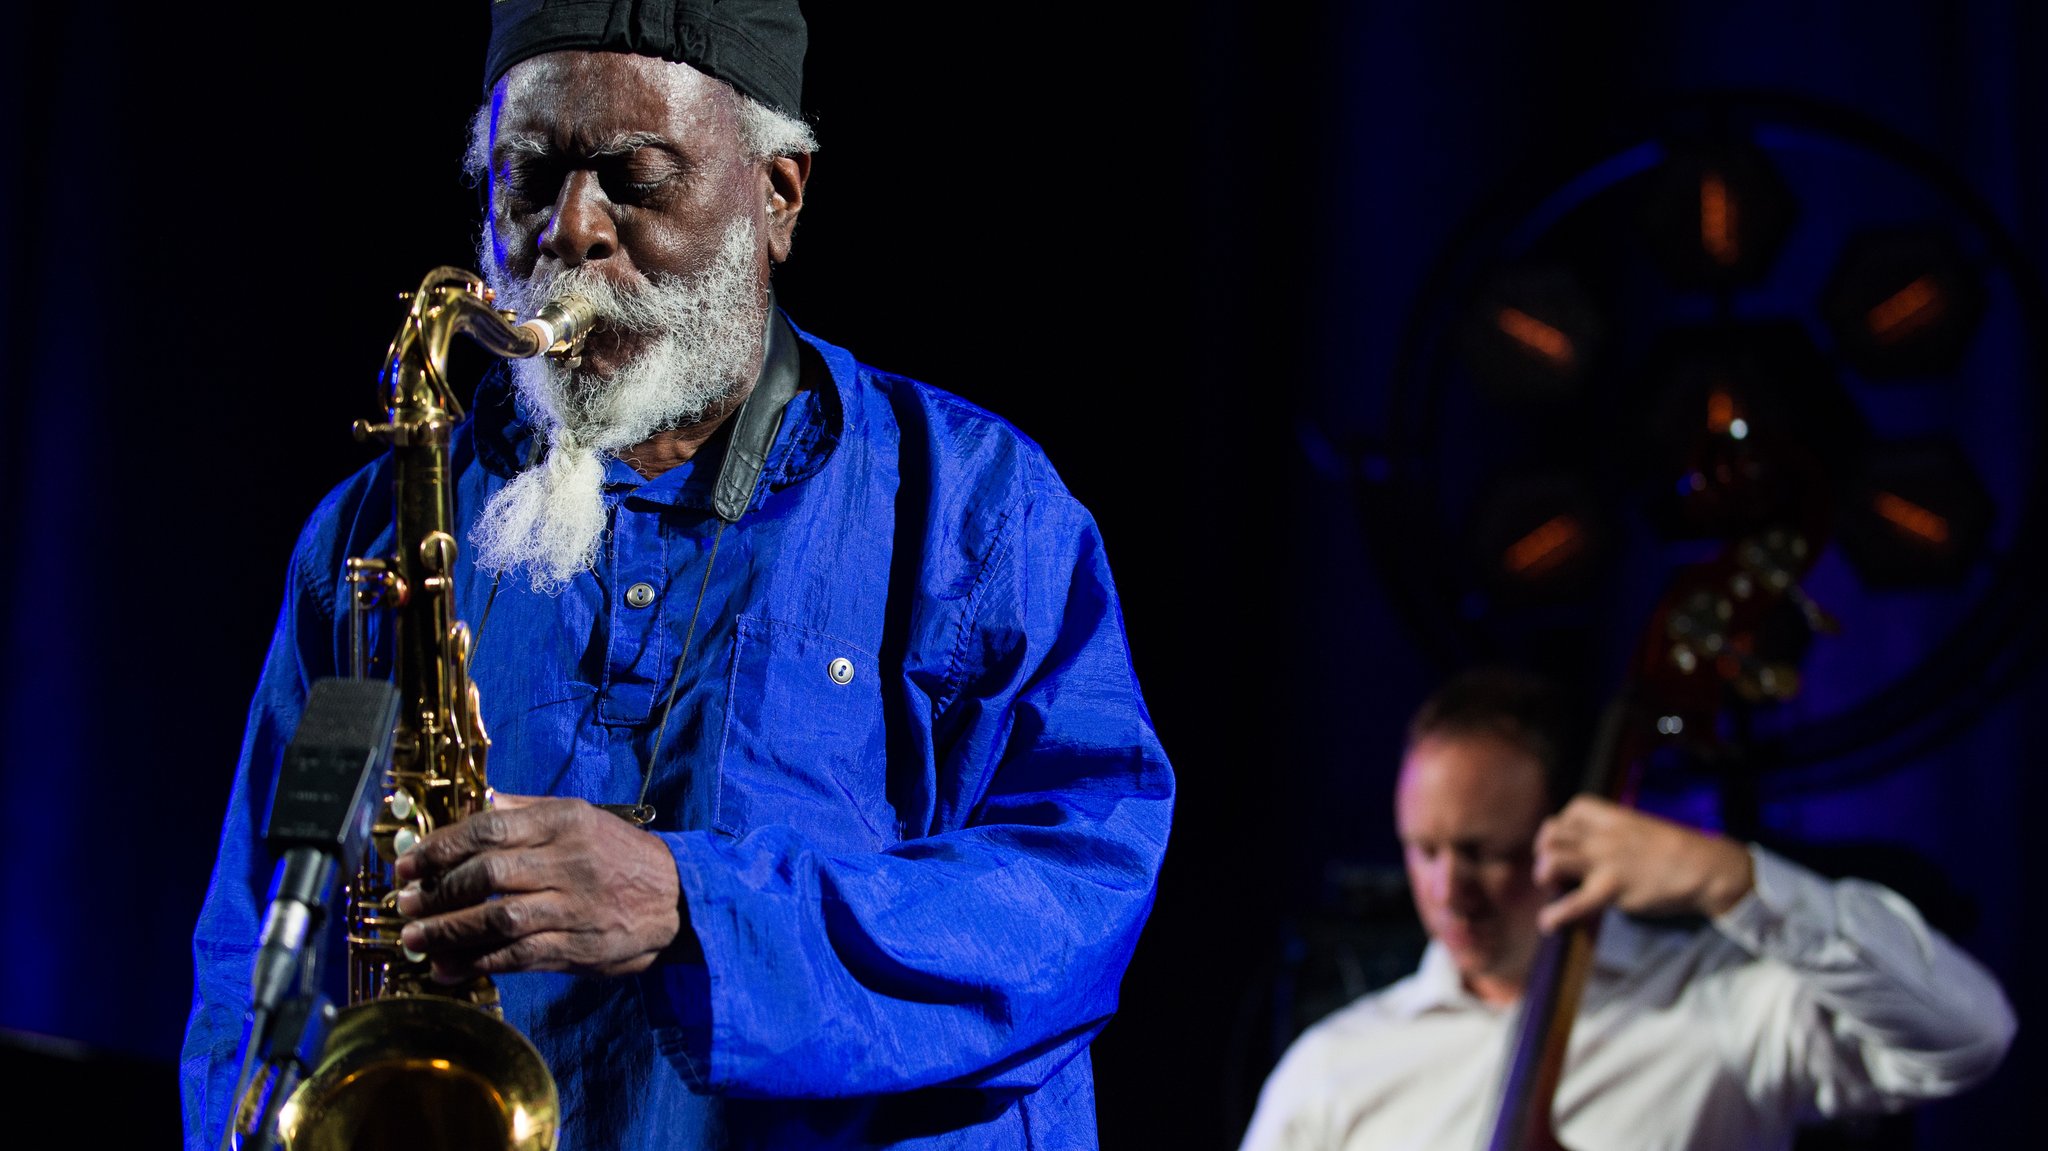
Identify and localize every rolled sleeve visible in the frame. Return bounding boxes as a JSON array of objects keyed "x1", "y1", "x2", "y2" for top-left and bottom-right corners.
[{"x1": 1712, "y1": 845, "x2": 2016, "y2": 1113}]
